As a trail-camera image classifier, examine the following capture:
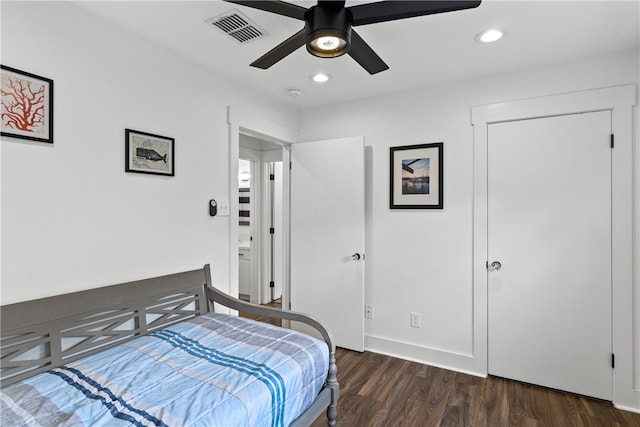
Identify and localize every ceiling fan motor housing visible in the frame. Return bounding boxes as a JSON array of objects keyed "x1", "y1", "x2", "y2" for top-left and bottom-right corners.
[{"x1": 305, "y1": 4, "x2": 353, "y2": 58}]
